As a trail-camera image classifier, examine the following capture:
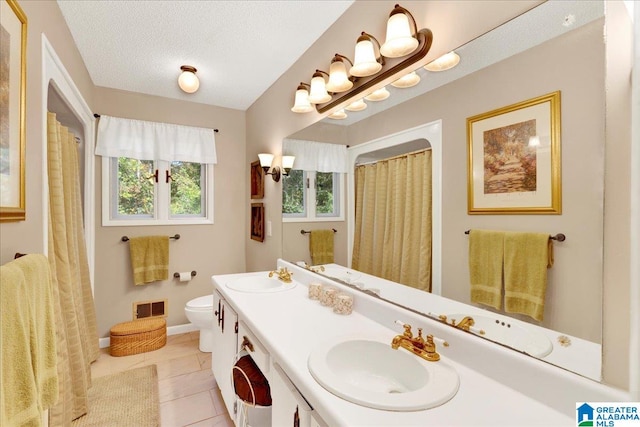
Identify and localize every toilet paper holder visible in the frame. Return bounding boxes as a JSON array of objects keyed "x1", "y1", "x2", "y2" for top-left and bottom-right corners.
[{"x1": 174, "y1": 271, "x2": 197, "y2": 278}]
